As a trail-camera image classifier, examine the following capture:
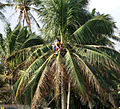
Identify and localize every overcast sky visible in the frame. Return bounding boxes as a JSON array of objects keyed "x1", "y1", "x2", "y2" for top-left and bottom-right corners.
[{"x1": 0, "y1": 0, "x2": 120, "y2": 49}]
